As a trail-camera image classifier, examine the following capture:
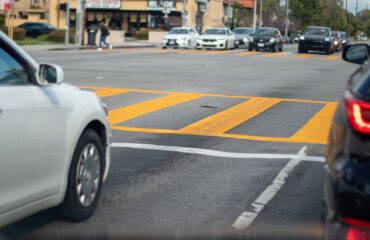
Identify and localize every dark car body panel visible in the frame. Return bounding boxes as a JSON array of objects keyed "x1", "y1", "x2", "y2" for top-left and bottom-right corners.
[
  {"x1": 325, "y1": 50, "x2": 370, "y2": 222},
  {"x1": 17, "y1": 22, "x2": 57, "y2": 38},
  {"x1": 249, "y1": 28, "x2": 283, "y2": 52}
]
